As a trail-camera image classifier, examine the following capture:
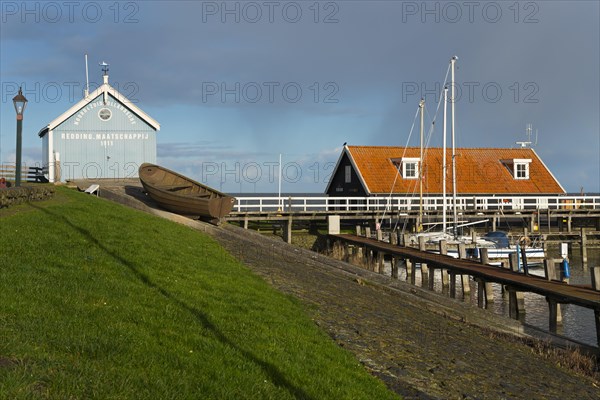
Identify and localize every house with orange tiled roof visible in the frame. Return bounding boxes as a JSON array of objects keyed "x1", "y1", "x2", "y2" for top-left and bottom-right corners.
[{"x1": 325, "y1": 145, "x2": 565, "y2": 196}]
